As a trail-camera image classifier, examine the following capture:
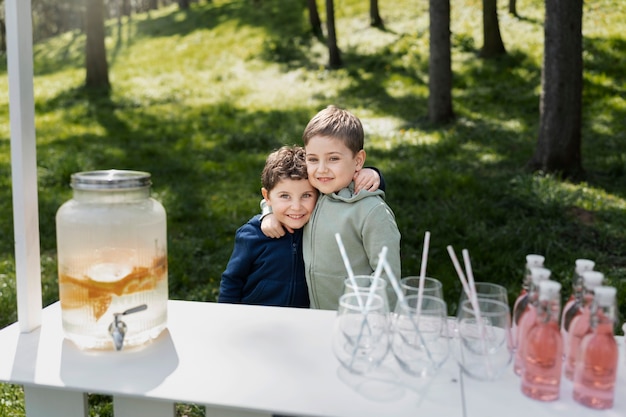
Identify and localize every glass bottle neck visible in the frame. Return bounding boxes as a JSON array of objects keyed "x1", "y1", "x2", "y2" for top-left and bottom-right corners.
[
  {"x1": 537, "y1": 298, "x2": 560, "y2": 324},
  {"x1": 590, "y1": 304, "x2": 615, "y2": 330}
]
